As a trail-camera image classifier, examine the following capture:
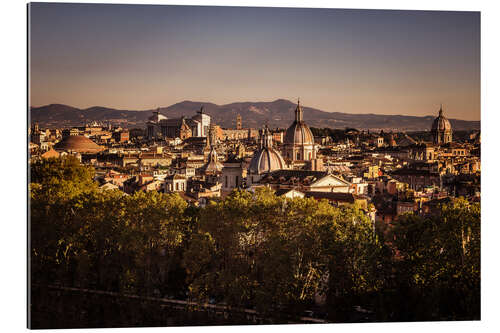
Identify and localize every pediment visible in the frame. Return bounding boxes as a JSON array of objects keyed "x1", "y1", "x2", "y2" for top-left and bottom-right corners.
[{"x1": 311, "y1": 175, "x2": 350, "y2": 187}]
